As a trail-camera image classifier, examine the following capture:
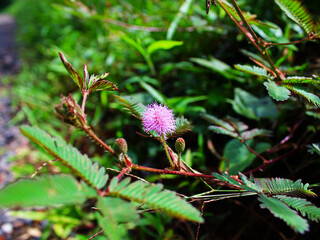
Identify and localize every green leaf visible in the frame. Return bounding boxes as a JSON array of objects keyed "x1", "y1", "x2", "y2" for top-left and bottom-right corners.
[
  {"x1": 307, "y1": 143, "x2": 320, "y2": 155},
  {"x1": 282, "y1": 76, "x2": 320, "y2": 85},
  {"x1": 231, "y1": 88, "x2": 279, "y2": 120},
  {"x1": 204, "y1": 114, "x2": 271, "y2": 140},
  {"x1": 97, "y1": 215, "x2": 129, "y2": 240},
  {"x1": 108, "y1": 177, "x2": 203, "y2": 223},
  {"x1": 139, "y1": 81, "x2": 166, "y2": 103},
  {"x1": 234, "y1": 64, "x2": 269, "y2": 78},
  {"x1": 254, "y1": 178, "x2": 317, "y2": 197},
  {"x1": 201, "y1": 113, "x2": 234, "y2": 131},
  {"x1": 96, "y1": 197, "x2": 140, "y2": 240},
  {"x1": 20, "y1": 126, "x2": 109, "y2": 189},
  {"x1": 167, "y1": 0, "x2": 194, "y2": 40},
  {"x1": 264, "y1": 80, "x2": 291, "y2": 101},
  {"x1": 190, "y1": 57, "x2": 245, "y2": 82},
  {"x1": 275, "y1": 0, "x2": 315, "y2": 34},
  {"x1": 240, "y1": 128, "x2": 272, "y2": 140},
  {"x1": 212, "y1": 172, "x2": 245, "y2": 189},
  {"x1": 114, "y1": 95, "x2": 146, "y2": 120},
  {"x1": 120, "y1": 34, "x2": 155, "y2": 75},
  {"x1": 0, "y1": 175, "x2": 95, "y2": 207},
  {"x1": 168, "y1": 116, "x2": 193, "y2": 138},
  {"x1": 221, "y1": 139, "x2": 270, "y2": 174},
  {"x1": 147, "y1": 40, "x2": 183, "y2": 55},
  {"x1": 59, "y1": 52, "x2": 84, "y2": 89},
  {"x1": 240, "y1": 49, "x2": 270, "y2": 68},
  {"x1": 275, "y1": 195, "x2": 320, "y2": 222},
  {"x1": 208, "y1": 126, "x2": 238, "y2": 138},
  {"x1": 258, "y1": 194, "x2": 309, "y2": 233},
  {"x1": 89, "y1": 80, "x2": 118, "y2": 93},
  {"x1": 285, "y1": 85, "x2": 320, "y2": 107}
]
